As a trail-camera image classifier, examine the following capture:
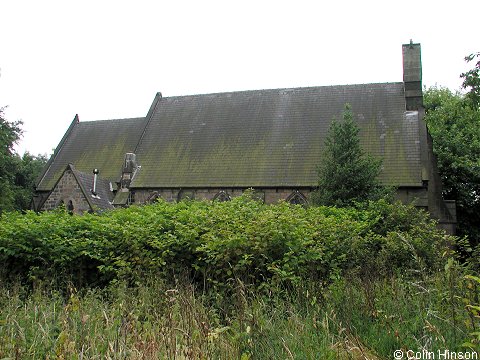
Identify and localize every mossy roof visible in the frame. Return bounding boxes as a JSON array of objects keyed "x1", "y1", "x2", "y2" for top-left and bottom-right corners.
[
  {"x1": 38, "y1": 83, "x2": 423, "y2": 191},
  {"x1": 37, "y1": 117, "x2": 147, "y2": 191},
  {"x1": 132, "y1": 83, "x2": 422, "y2": 188}
]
